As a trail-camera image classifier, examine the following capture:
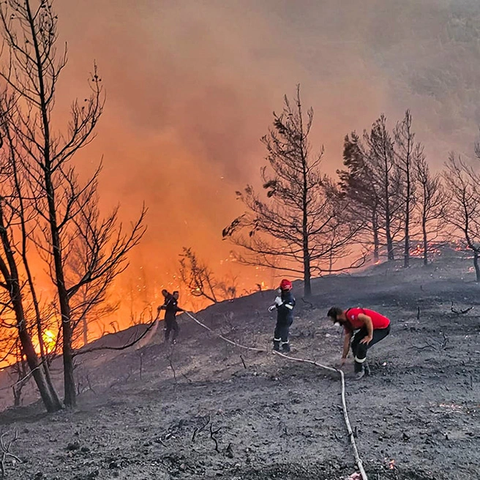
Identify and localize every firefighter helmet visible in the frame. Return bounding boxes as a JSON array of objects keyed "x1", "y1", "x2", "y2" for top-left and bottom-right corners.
[{"x1": 279, "y1": 279, "x2": 292, "y2": 291}]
